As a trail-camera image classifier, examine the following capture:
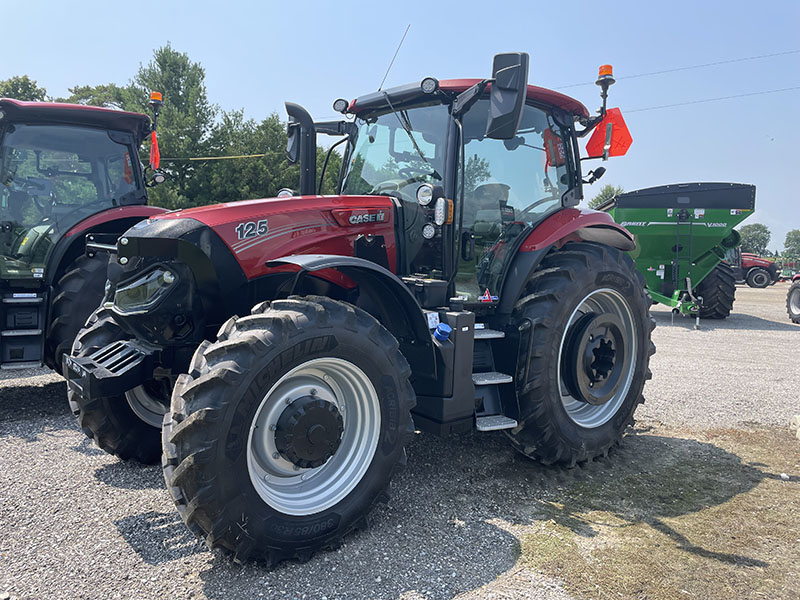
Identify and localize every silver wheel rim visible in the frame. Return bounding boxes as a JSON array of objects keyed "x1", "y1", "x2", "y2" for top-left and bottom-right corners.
[
  {"x1": 752, "y1": 271, "x2": 769, "y2": 286},
  {"x1": 557, "y1": 288, "x2": 637, "y2": 428},
  {"x1": 126, "y1": 385, "x2": 167, "y2": 428},
  {"x1": 247, "y1": 357, "x2": 381, "y2": 516}
]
